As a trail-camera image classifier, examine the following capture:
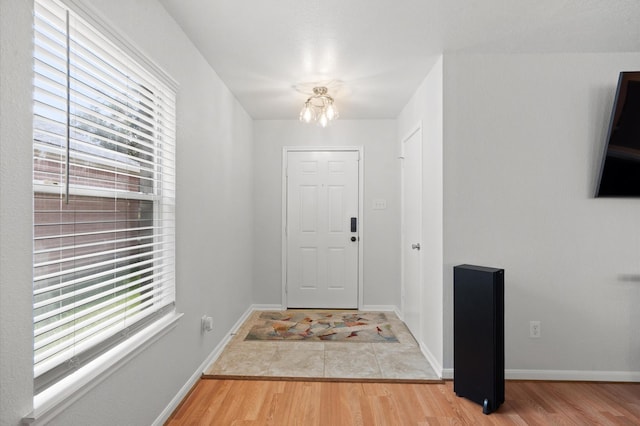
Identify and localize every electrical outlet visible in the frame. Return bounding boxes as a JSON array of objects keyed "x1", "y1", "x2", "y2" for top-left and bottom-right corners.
[
  {"x1": 201, "y1": 315, "x2": 214, "y2": 333},
  {"x1": 529, "y1": 321, "x2": 541, "y2": 338}
]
